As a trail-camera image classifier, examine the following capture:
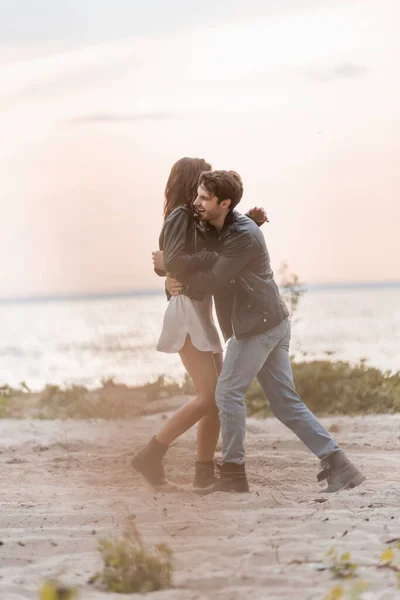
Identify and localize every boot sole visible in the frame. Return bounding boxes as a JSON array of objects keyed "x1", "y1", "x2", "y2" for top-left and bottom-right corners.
[
  {"x1": 193, "y1": 483, "x2": 250, "y2": 496},
  {"x1": 192, "y1": 480, "x2": 217, "y2": 489},
  {"x1": 322, "y1": 471, "x2": 366, "y2": 493},
  {"x1": 151, "y1": 481, "x2": 182, "y2": 493}
]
